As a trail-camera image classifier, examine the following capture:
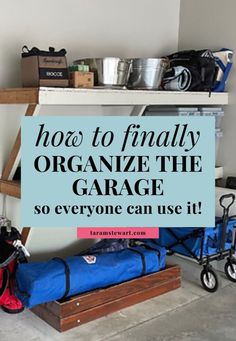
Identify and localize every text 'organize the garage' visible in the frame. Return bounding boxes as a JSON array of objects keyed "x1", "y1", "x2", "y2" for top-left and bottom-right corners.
[{"x1": 32, "y1": 123, "x2": 202, "y2": 198}]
